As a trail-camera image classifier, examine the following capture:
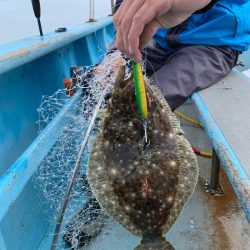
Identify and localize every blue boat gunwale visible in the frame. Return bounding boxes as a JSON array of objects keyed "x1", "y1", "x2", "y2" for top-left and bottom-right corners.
[
  {"x1": 0, "y1": 16, "x2": 113, "y2": 75},
  {"x1": 192, "y1": 82, "x2": 250, "y2": 222},
  {"x1": 0, "y1": 91, "x2": 81, "y2": 221}
]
